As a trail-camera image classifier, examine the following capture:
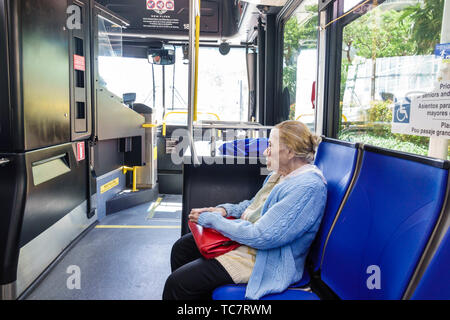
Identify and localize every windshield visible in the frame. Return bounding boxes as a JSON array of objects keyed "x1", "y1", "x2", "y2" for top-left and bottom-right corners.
[{"x1": 95, "y1": 45, "x2": 249, "y2": 124}]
